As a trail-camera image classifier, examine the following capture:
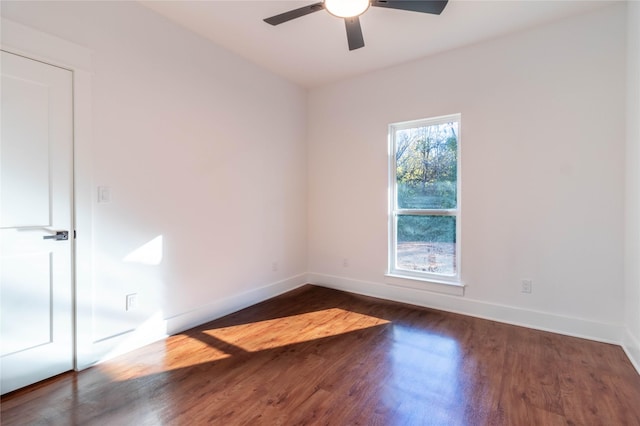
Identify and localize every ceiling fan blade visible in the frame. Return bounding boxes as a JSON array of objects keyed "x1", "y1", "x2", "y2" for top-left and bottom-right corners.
[
  {"x1": 371, "y1": 0, "x2": 448, "y2": 15},
  {"x1": 345, "y1": 17, "x2": 365, "y2": 51},
  {"x1": 264, "y1": 3, "x2": 324, "y2": 26}
]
